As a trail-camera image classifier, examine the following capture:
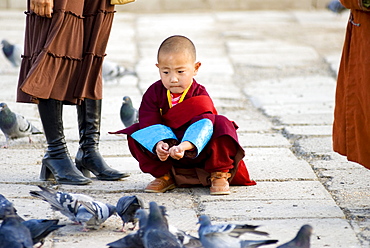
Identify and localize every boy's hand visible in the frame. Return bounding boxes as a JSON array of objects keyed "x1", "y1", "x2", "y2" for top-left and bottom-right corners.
[
  {"x1": 156, "y1": 141, "x2": 169, "y2": 161},
  {"x1": 168, "y1": 141, "x2": 195, "y2": 160},
  {"x1": 31, "y1": 0, "x2": 54, "y2": 18},
  {"x1": 169, "y1": 145, "x2": 185, "y2": 160}
]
